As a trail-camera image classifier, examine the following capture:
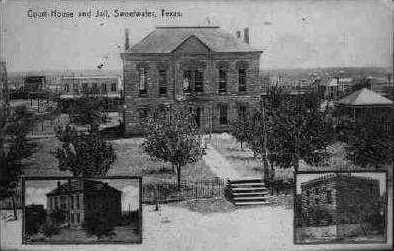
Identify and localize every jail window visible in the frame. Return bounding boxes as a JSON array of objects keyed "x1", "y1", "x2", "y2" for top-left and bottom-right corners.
[
  {"x1": 194, "y1": 70, "x2": 203, "y2": 93},
  {"x1": 218, "y1": 104, "x2": 228, "y2": 125},
  {"x1": 101, "y1": 83, "x2": 107, "y2": 92},
  {"x1": 139, "y1": 67, "x2": 147, "y2": 95},
  {"x1": 238, "y1": 68, "x2": 246, "y2": 92},
  {"x1": 218, "y1": 68, "x2": 227, "y2": 93},
  {"x1": 183, "y1": 71, "x2": 192, "y2": 93},
  {"x1": 138, "y1": 108, "x2": 149, "y2": 120},
  {"x1": 238, "y1": 104, "x2": 247, "y2": 119},
  {"x1": 111, "y1": 83, "x2": 117, "y2": 92},
  {"x1": 159, "y1": 69, "x2": 167, "y2": 95}
]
